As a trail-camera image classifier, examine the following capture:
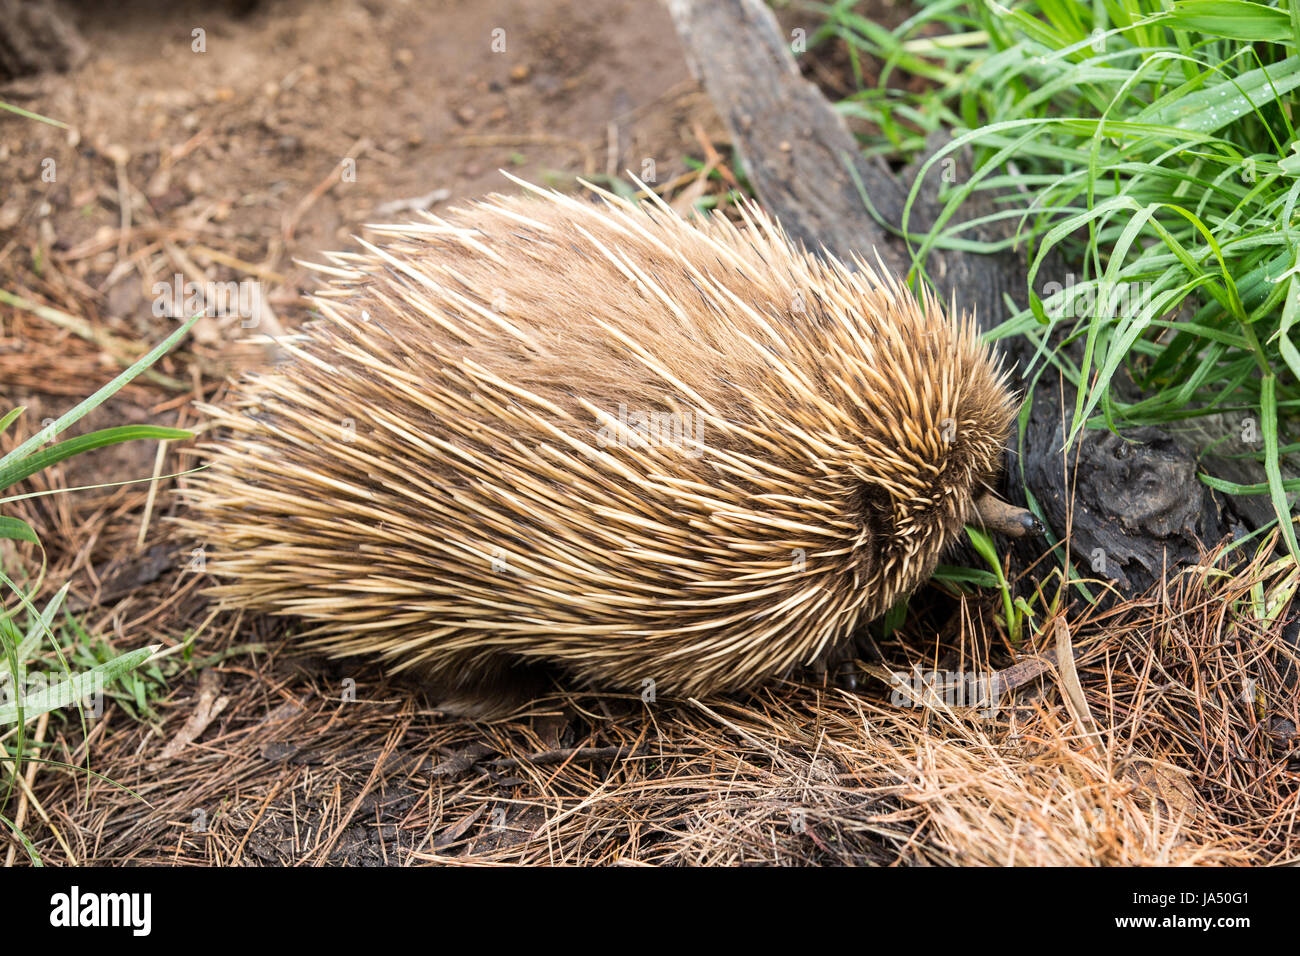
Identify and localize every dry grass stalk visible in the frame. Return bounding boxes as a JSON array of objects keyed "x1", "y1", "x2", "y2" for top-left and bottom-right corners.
[{"x1": 3, "y1": 537, "x2": 1293, "y2": 865}]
